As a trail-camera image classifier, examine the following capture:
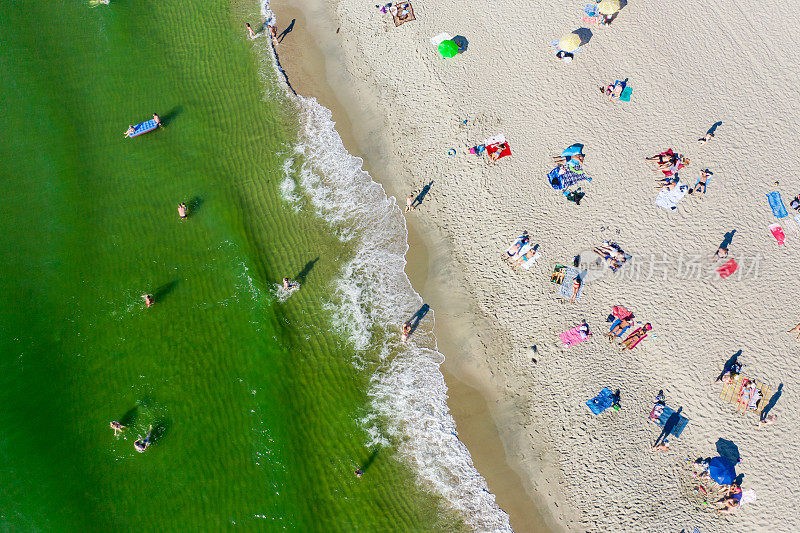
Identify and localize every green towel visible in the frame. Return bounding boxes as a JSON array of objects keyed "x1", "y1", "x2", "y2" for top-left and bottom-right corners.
[{"x1": 619, "y1": 86, "x2": 633, "y2": 102}]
